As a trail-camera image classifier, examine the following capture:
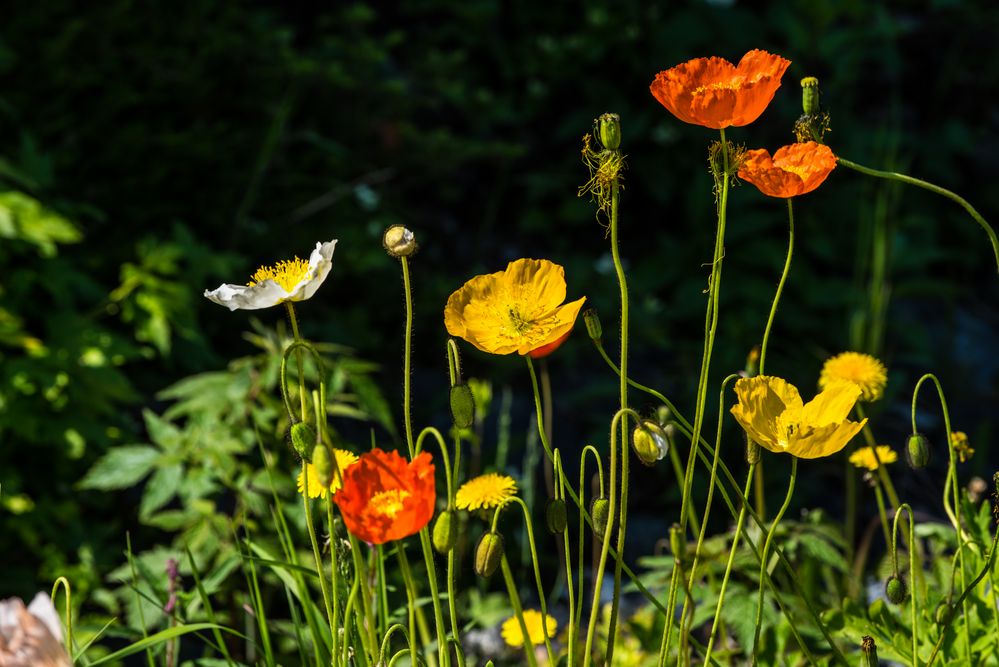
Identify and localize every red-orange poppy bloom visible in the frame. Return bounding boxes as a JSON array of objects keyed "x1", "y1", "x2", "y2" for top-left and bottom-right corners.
[
  {"x1": 650, "y1": 50, "x2": 791, "y2": 129},
  {"x1": 334, "y1": 448, "x2": 435, "y2": 545},
  {"x1": 738, "y1": 141, "x2": 837, "y2": 198}
]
